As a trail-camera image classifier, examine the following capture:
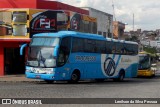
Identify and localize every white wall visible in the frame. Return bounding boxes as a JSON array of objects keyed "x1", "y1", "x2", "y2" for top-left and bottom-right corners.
[{"x1": 82, "y1": 7, "x2": 113, "y2": 38}]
